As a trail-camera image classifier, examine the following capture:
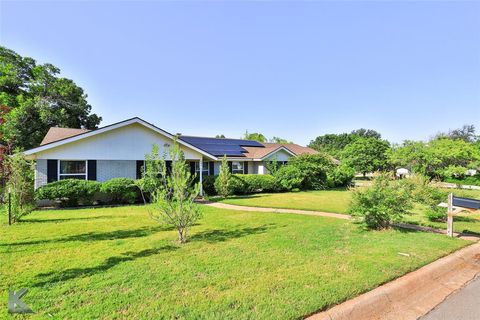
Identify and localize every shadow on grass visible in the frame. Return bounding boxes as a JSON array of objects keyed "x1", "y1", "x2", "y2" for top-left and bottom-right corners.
[
  {"x1": 2, "y1": 225, "x2": 172, "y2": 247},
  {"x1": 33, "y1": 245, "x2": 178, "y2": 288},
  {"x1": 190, "y1": 224, "x2": 276, "y2": 243},
  {"x1": 20, "y1": 215, "x2": 124, "y2": 224}
]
